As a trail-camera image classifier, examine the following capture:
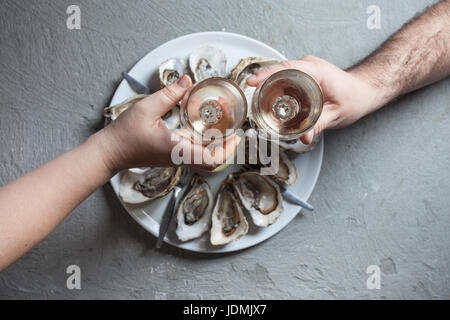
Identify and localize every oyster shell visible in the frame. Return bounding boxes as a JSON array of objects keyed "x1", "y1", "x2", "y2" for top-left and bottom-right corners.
[
  {"x1": 230, "y1": 57, "x2": 279, "y2": 116},
  {"x1": 159, "y1": 58, "x2": 188, "y2": 88},
  {"x1": 104, "y1": 94, "x2": 148, "y2": 121},
  {"x1": 271, "y1": 151, "x2": 298, "y2": 185},
  {"x1": 104, "y1": 94, "x2": 180, "y2": 130},
  {"x1": 119, "y1": 167, "x2": 183, "y2": 204},
  {"x1": 161, "y1": 105, "x2": 181, "y2": 131},
  {"x1": 244, "y1": 131, "x2": 298, "y2": 185},
  {"x1": 189, "y1": 46, "x2": 227, "y2": 82},
  {"x1": 276, "y1": 132, "x2": 322, "y2": 153},
  {"x1": 210, "y1": 181, "x2": 249, "y2": 245},
  {"x1": 176, "y1": 175, "x2": 214, "y2": 242},
  {"x1": 128, "y1": 167, "x2": 150, "y2": 174},
  {"x1": 229, "y1": 172, "x2": 283, "y2": 227}
]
